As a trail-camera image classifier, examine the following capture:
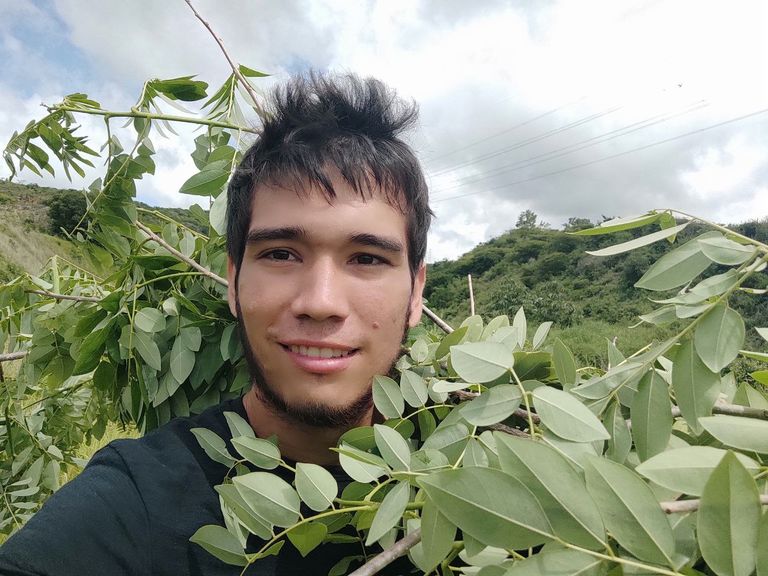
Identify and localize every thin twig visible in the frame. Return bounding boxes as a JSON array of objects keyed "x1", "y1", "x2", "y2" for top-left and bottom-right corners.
[
  {"x1": 467, "y1": 274, "x2": 475, "y2": 316},
  {"x1": 423, "y1": 304, "x2": 453, "y2": 334},
  {"x1": 661, "y1": 494, "x2": 768, "y2": 514},
  {"x1": 136, "y1": 221, "x2": 228, "y2": 286},
  {"x1": 183, "y1": 0, "x2": 265, "y2": 116},
  {"x1": 348, "y1": 528, "x2": 422, "y2": 576},
  {"x1": 26, "y1": 290, "x2": 101, "y2": 303},
  {"x1": 626, "y1": 403, "x2": 768, "y2": 429},
  {"x1": 0, "y1": 352, "x2": 27, "y2": 363}
]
